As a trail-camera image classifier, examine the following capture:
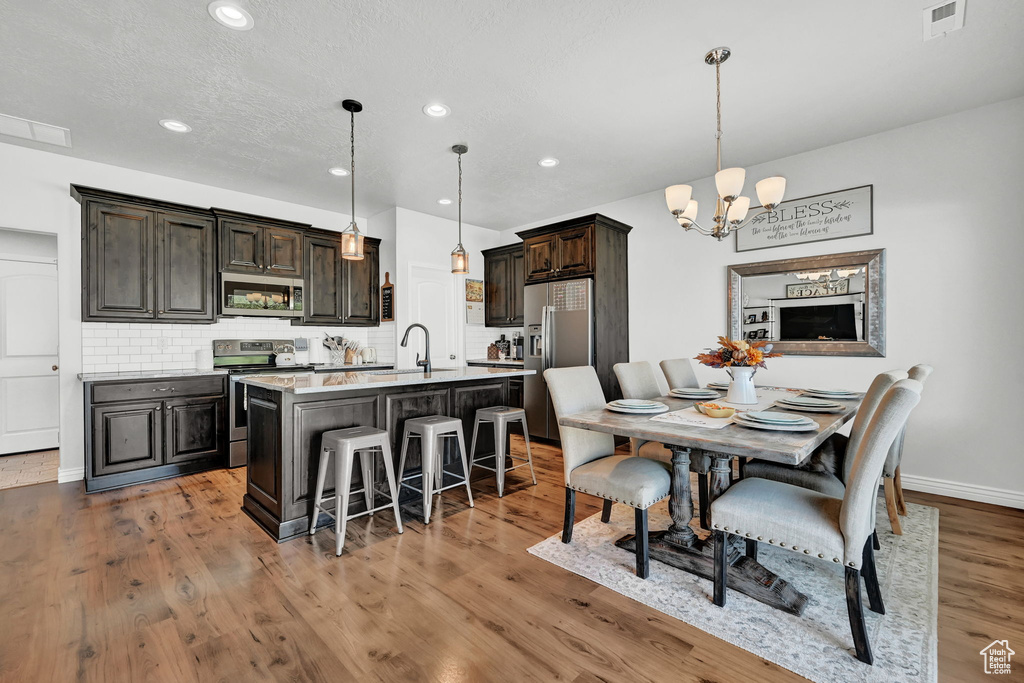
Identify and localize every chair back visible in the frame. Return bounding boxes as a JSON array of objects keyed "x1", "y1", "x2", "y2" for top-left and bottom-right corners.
[
  {"x1": 660, "y1": 358, "x2": 700, "y2": 390},
  {"x1": 544, "y1": 366, "x2": 615, "y2": 484},
  {"x1": 840, "y1": 379, "x2": 922, "y2": 563},
  {"x1": 883, "y1": 364, "x2": 933, "y2": 477},
  {"x1": 613, "y1": 361, "x2": 663, "y2": 400},
  {"x1": 840, "y1": 370, "x2": 907, "y2": 484}
]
